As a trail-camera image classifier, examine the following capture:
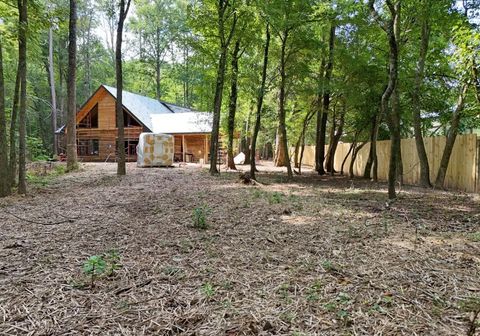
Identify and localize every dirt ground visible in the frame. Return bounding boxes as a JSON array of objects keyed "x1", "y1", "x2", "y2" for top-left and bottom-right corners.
[{"x1": 0, "y1": 162, "x2": 479, "y2": 335}]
